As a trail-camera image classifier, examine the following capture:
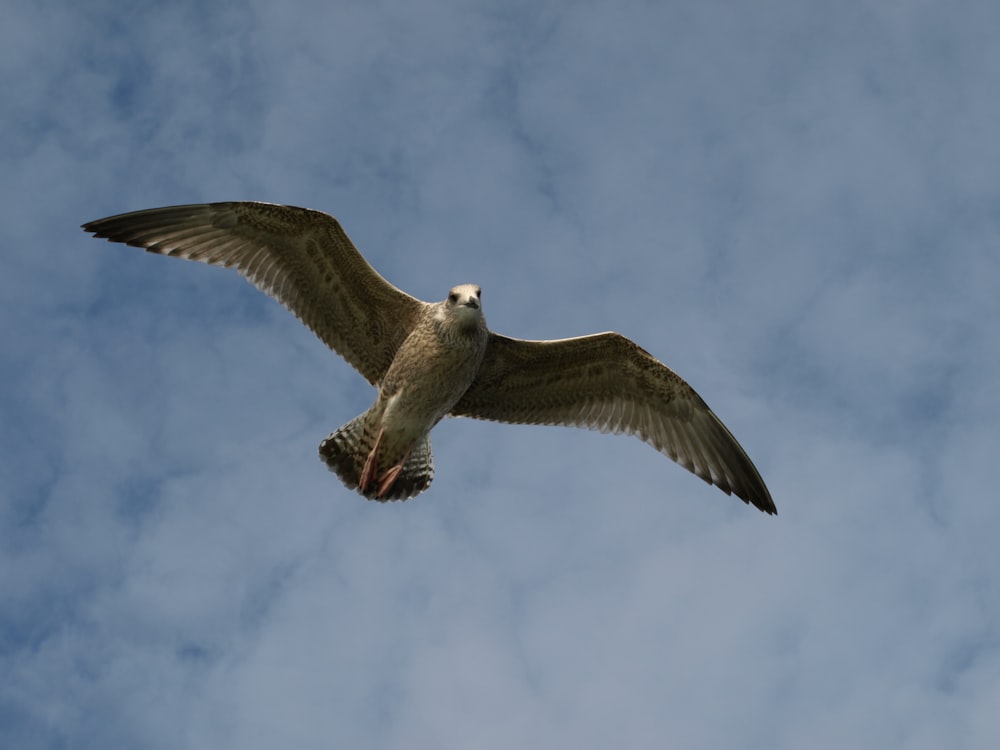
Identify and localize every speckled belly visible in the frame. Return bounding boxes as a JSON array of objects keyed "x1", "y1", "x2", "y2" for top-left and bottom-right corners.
[{"x1": 375, "y1": 325, "x2": 487, "y2": 452}]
